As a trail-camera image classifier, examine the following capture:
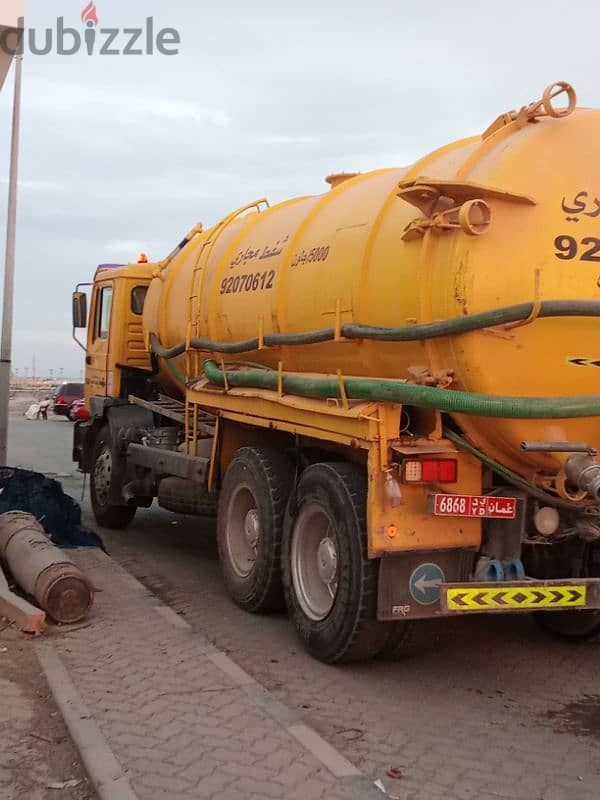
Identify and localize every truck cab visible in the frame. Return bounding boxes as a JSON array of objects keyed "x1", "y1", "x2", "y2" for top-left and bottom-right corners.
[
  {"x1": 78, "y1": 263, "x2": 153, "y2": 405},
  {"x1": 72, "y1": 261, "x2": 160, "y2": 492},
  {"x1": 72, "y1": 259, "x2": 217, "y2": 531}
]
